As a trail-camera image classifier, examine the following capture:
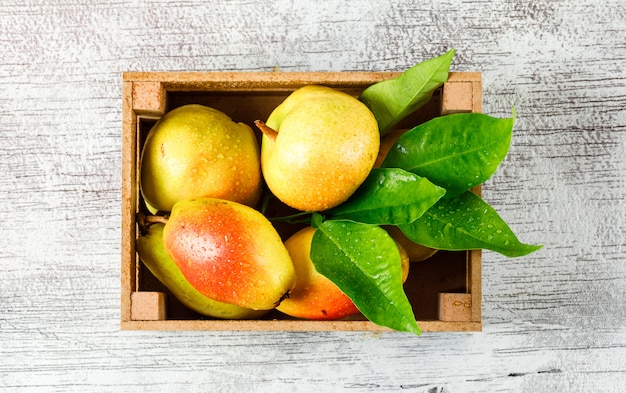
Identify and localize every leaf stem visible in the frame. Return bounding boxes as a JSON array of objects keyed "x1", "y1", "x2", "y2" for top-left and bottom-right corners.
[{"x1": 268, "y1": 211, "x2": 314, "y2": 224}]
